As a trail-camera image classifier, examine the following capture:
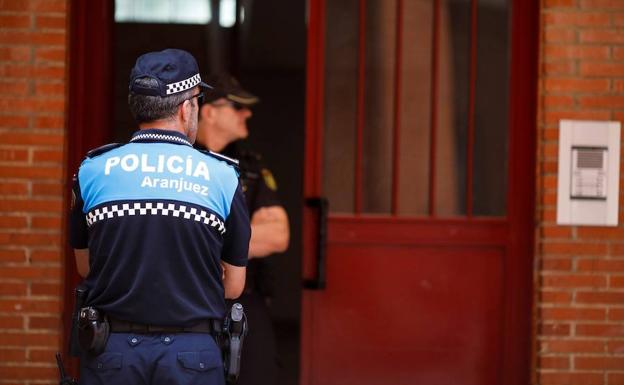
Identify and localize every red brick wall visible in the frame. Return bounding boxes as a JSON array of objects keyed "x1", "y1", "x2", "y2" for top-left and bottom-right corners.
[
  {"x1": 538, "y1": 1, "x2": 624, "y2": 384},
  {"x1": 0, "y1": 0, "x2": 67, "y2": 383}
]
